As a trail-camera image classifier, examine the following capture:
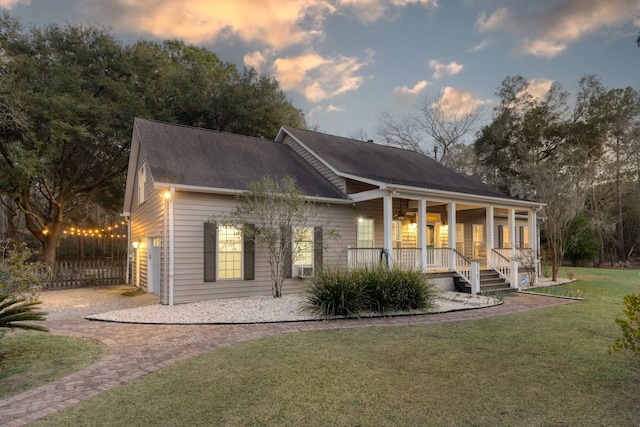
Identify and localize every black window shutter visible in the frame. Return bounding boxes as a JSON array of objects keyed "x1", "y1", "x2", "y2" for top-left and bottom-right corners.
[
  {"x1": 314, "y1": 226, "x2": 323, "y2": 269},
  {"x1": 282, "y1": 226, "x2": 292, "y2": 278},
  {"x1": 498, "y1": 225, "x2": 504, "y2": 248},
  {"x1": 204, "y1": 223, "x2": 216, "y2": 282},
  {"x1": 519, "y1": 226, "x2": 524, "y2": 249},
  {"x1": 244, "y1": 224, "x2": 255, "y2": 280}
]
